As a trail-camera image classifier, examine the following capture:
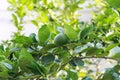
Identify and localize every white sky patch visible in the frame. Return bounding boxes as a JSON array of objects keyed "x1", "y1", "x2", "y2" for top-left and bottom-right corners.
[
  {"x1": 0, "y1": 0, "x2": 16, "y2": 41},
  {"x1": 0, "y1": 0, "x2": 9, "y2": 10},
  {"x1": 0, "y1": 0, "x2": 93, "y2": 41}
]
